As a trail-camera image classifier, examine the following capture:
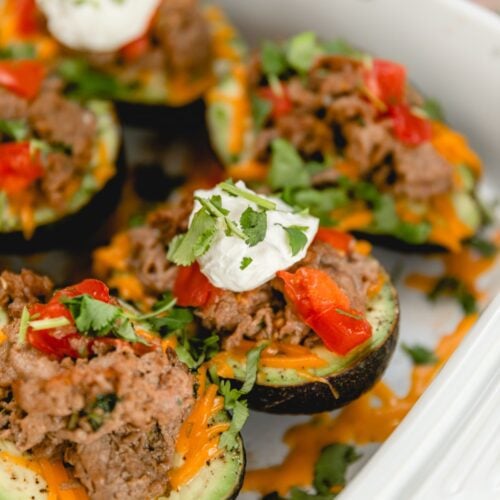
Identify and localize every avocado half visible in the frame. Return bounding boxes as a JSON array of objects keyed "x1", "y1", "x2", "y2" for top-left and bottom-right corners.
[
  {"x1": 216, "y1": 277, "x2": 399, "y2": 415},
  {"x1": 0, "y1": 101, "x2": 125, "y2": 254},
  {"x1": 0, "y1": 411, "x2": 245, "y2": 500}
]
